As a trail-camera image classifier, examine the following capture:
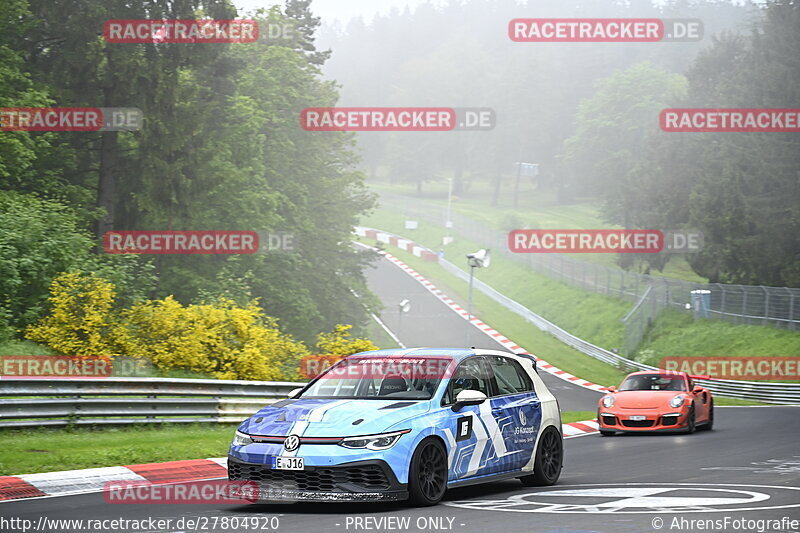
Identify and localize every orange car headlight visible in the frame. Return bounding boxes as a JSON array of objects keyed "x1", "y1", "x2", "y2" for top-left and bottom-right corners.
[{"x1": 669, "y1": 395, "x2": 686, "y2": 408}]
